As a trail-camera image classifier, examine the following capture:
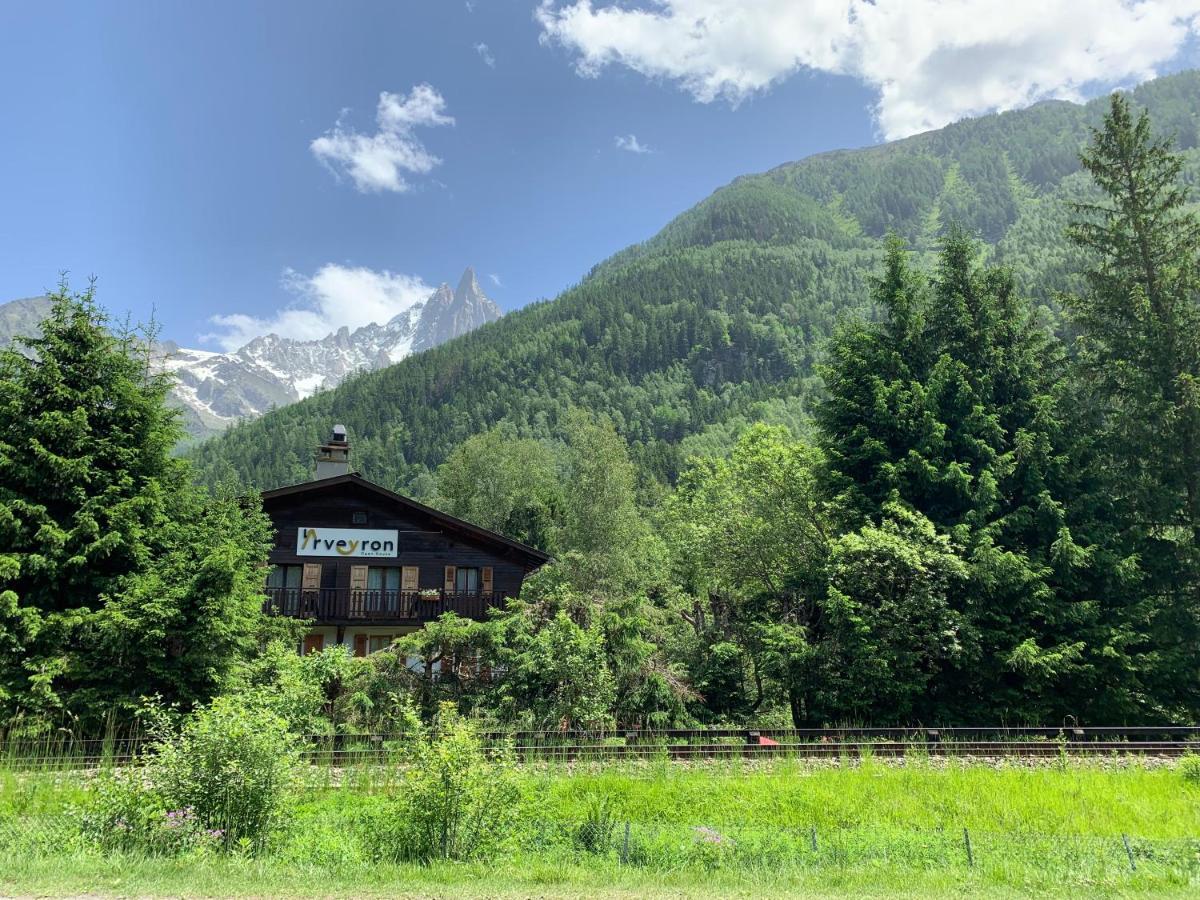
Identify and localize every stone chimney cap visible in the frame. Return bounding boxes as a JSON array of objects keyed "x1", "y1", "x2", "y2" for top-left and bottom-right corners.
[{"x1": 331, "y1": 424, "x2": 348, "y2": 443}]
